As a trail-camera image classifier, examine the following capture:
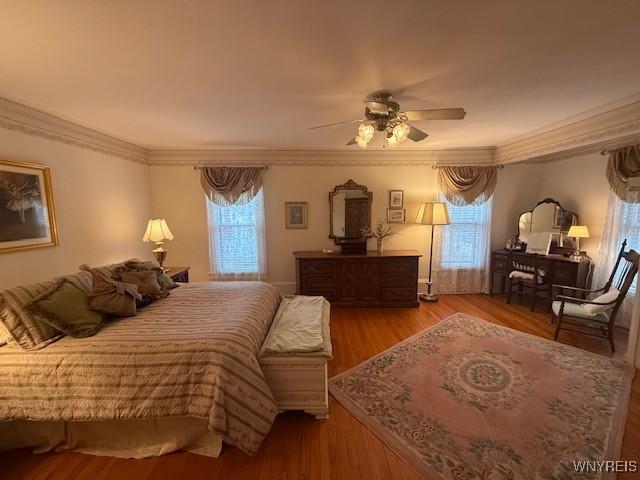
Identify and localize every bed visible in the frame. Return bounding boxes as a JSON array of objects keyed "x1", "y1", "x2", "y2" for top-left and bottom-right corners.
[{"x1": 0, "y1": 280, "x2": 282, "y2": 457}]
